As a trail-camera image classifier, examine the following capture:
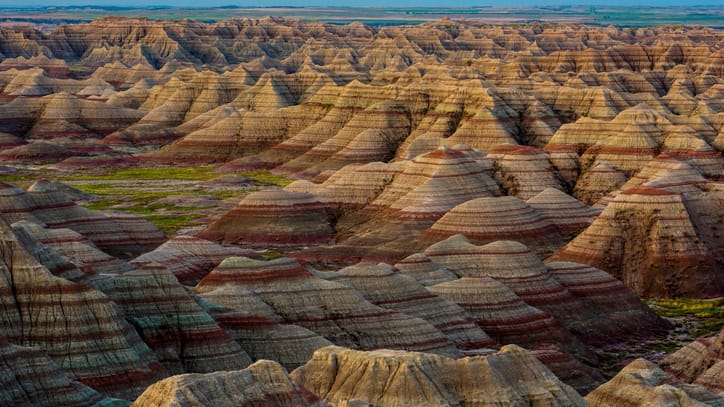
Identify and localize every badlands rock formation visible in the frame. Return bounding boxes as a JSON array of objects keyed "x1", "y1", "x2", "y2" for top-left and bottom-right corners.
[
  {"x1": 586, "y1": 358, "x2": 724, "y2": 407},
  {"x1": 291, "y1": 345, "x2": 587, "y2": 407},
  {"x1": 195, "y1": 256, "x2": 461, "y2": 356},
  {"x1": 552, "y1": 185, "x2": 724, "y2": 297},
  {"x1": 0, "y1": 337, "x2": 125, "y2": 407},
  {"x1": 198, "y1": 189, "x2": 335, "y2": 246},
  {"x1": 0, "y1": 18, "x2": 721, "y2": 297},
  {"x1": 0, "y1": 181, "x2": 166, "y2": 257},
  {"x1": 0, "y1": 218, "x2": 166, "y2": 399},
  {"x1": 661, "y1": 326, "x2": 724, "y2": 394},
  {"x1": 133, "y1": 360, "x2": 324, "y2": 407},
  {"x1": 130, "y1": 236, "x2": 258, "y2": 285},
  {"x1": 0, "y1": 15, "x2": 723, "y2": 404}
]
